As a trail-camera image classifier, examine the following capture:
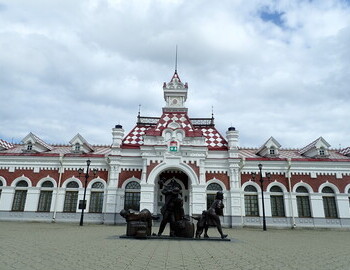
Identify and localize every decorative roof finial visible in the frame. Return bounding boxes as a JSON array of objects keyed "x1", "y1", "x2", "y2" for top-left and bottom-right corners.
[
  {"x1": 175, "y1": 45, "x2": 178, "y2": 73},
  {"x1": 138, "y1": 104, "x2": 141, "y2": 117}
]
